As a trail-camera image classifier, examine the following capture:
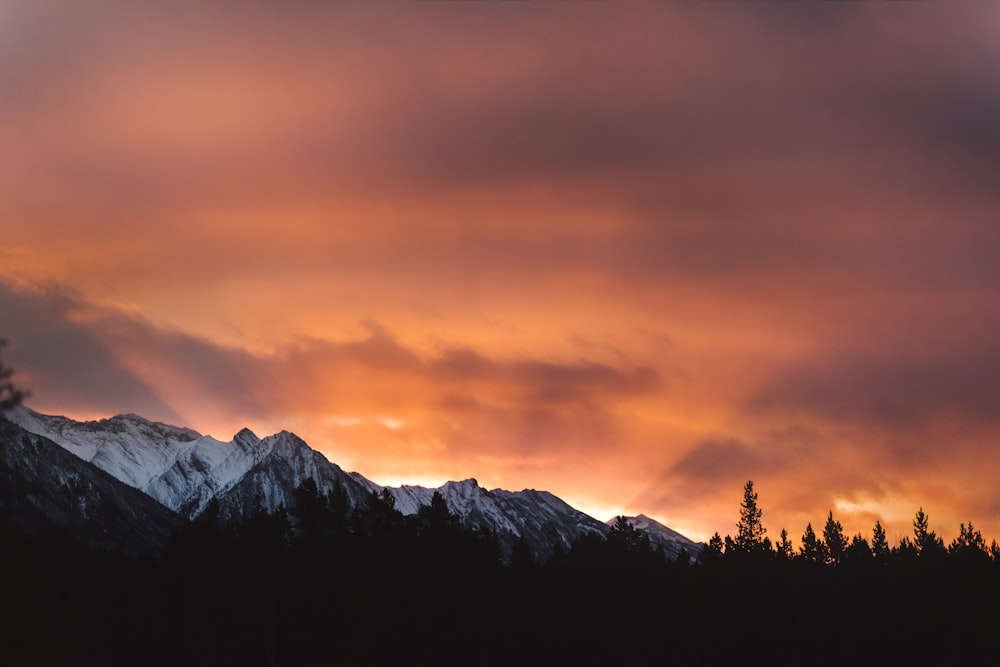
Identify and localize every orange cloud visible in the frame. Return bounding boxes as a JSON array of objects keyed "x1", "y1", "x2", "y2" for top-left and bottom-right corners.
[{"x1": 3, "y1": 3, "x2": 1000, "y2": 545}]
